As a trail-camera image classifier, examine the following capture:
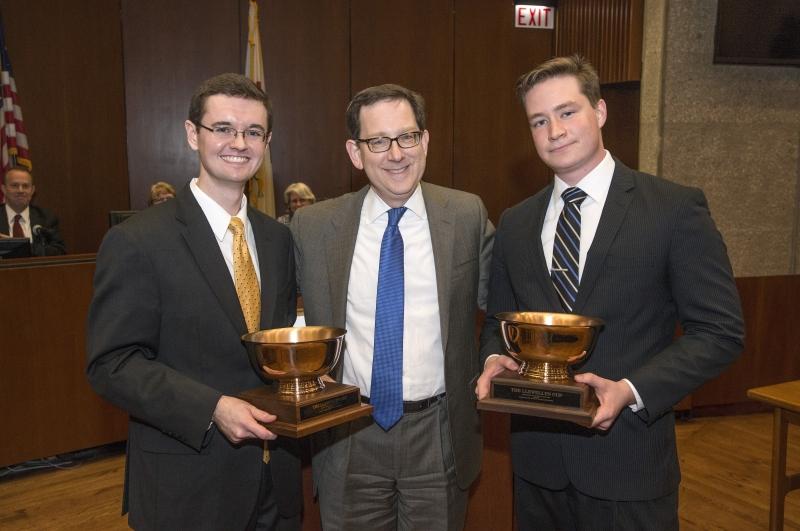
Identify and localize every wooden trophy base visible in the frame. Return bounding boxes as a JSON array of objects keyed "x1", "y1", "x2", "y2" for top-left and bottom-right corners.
[
  {"x1": 477, "y1": 370, "x2": 598, "y2": 427},
  {"x1": 239, "y1": 381, "x2": 373, "y2": 438}
]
